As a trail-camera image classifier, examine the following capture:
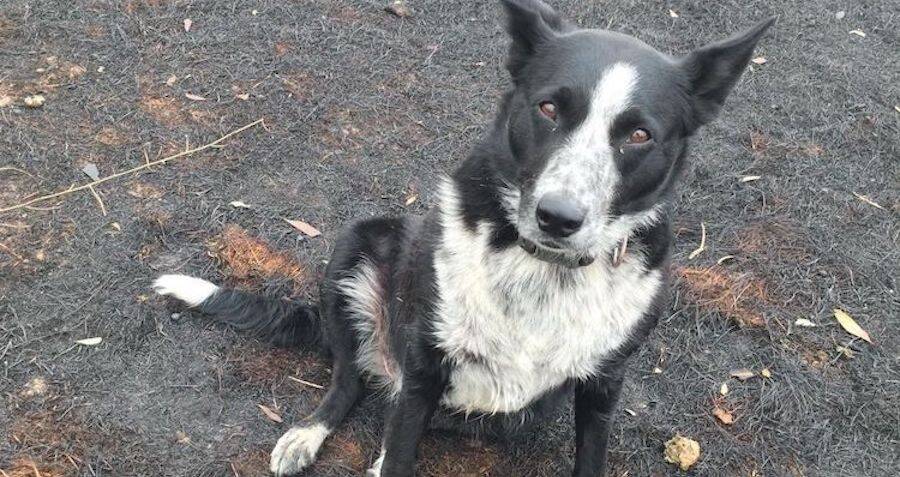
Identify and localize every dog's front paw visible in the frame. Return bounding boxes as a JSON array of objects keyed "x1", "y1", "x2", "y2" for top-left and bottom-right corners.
[
  {"x1": 269, "y1": 424, "x2": 330, "y2": 476},
  {"x1": 365, "y1": 450, "x2": 385, "y2": 477}
]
